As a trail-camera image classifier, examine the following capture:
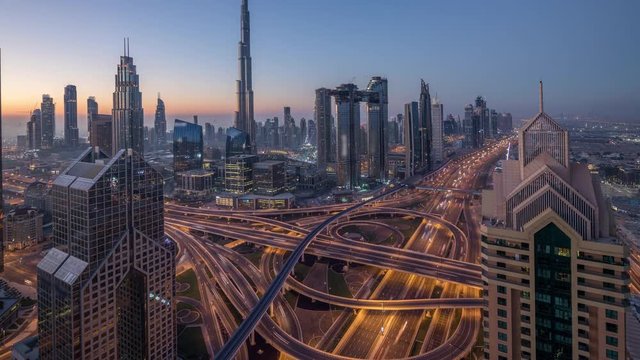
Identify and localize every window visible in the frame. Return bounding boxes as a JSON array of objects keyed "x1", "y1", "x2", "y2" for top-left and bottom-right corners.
[
  {"x1": 498, "y1": 320, "x2": 507, "y2": 329},
  {"x1": 606, "y1": 309, "x2": 618, "y2": 320},
  {"x1": 521, "y1": 291, "x2": 530, "y2": 299},
  {"x1": 603, "y1": 295, "x2": 616, "y2": 303},
  {"x1": 555, "y1": 247, "x2": 570, "y2": 257},
  {"x1": 498, "y1": 309, "x2": 507, "y2": 318},
  {"x1": 498, "y1": 332, "x2": 507, "y2": 341},
  {"x1": 497, "y1": 285, "x2": 506, "y2": 294},
  {"x1": 498, "y1": 297, "x2": 507, "y2": 306},
  {"x1": 606, "y1": 349, "x2": 619, "y2": 360},
  {"x1": 498, "y1": 344, "x2": 508, "y2": 353},
  {"x1": 606, "y1": 323, "x2": 618, "y2": 333},
  {"x1": 606, "y1": 336, "x2": 618, "y2": 346}
]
